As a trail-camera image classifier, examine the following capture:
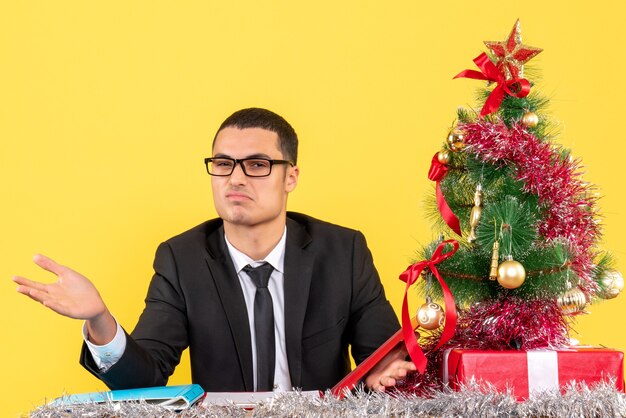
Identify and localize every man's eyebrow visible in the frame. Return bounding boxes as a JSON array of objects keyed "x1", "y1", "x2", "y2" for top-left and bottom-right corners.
[{"x1": 212, "y1": 153, "x2": 273, "y2": 159}]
